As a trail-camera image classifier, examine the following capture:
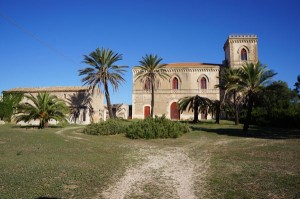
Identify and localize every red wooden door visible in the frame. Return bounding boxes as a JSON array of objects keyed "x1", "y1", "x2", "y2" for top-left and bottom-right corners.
[
  {"x1": 144, "y1": 106, "x2": 150, "y2": 118},
  {"x1": 201, "y1": 110, "x2": 207, "y2": 120},
  {"x1": 170, "y1": 102, "x2": 180, "y2": 120}
]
